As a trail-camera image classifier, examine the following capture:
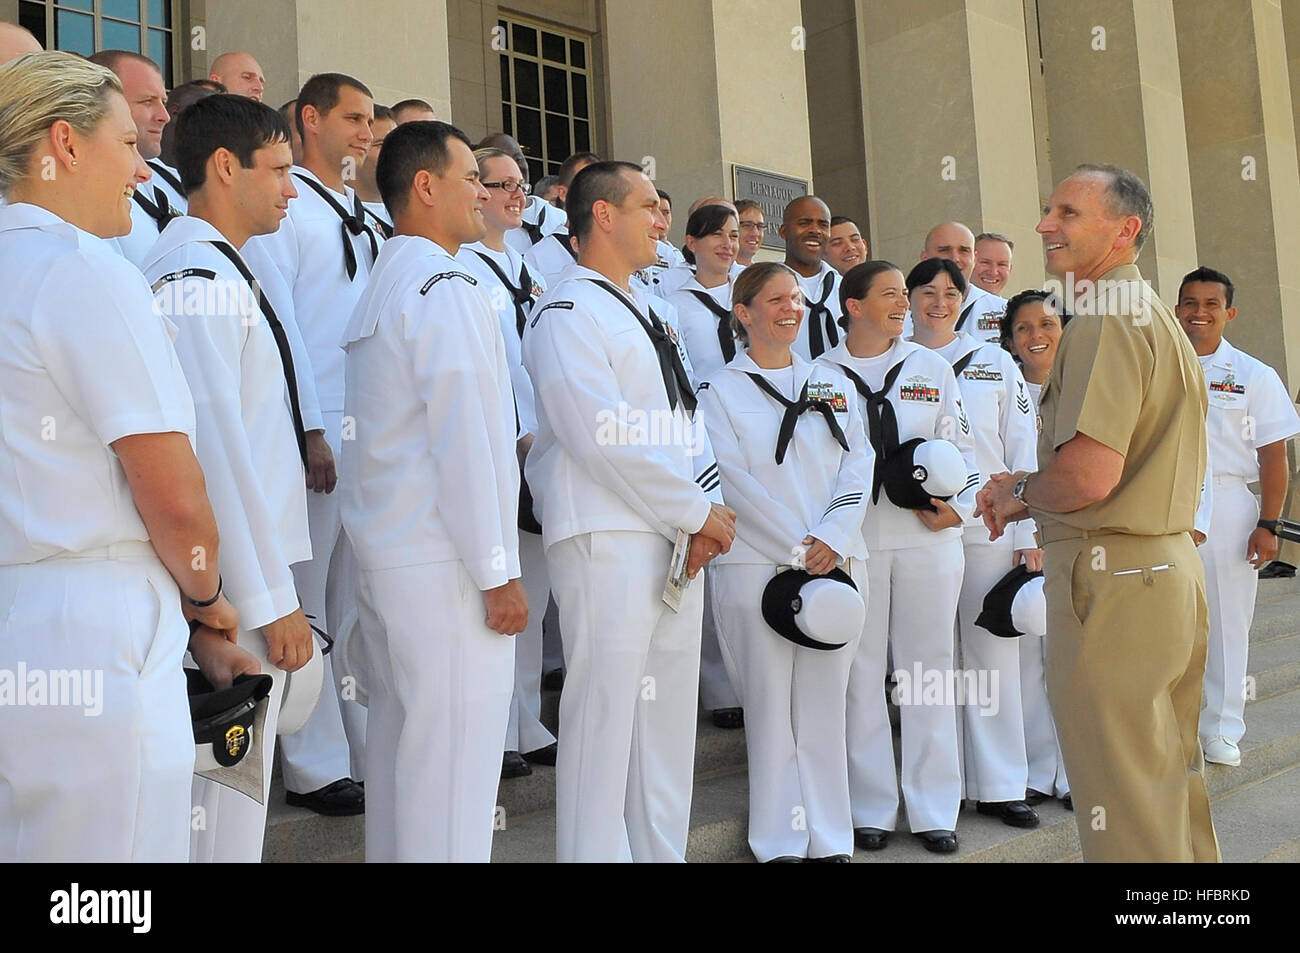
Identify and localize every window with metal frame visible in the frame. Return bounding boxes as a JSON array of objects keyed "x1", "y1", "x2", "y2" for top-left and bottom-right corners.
[
  {"x1": 18, "y1": 0, "x2": 175, "y2": 85},
  {"x1": 497, "y1": 14, "x2": 593, "y2": 184}
]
